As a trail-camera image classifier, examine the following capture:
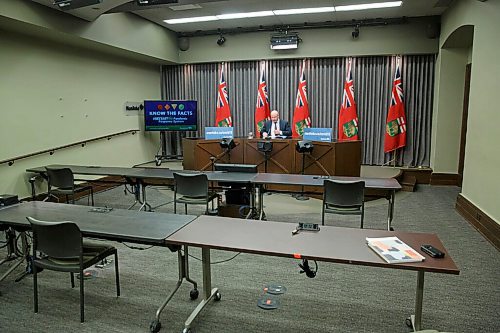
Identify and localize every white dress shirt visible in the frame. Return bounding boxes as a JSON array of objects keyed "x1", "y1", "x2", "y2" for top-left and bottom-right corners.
[{"x1": 271, "y1": 121, "x2": 280, "y2": 139}]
